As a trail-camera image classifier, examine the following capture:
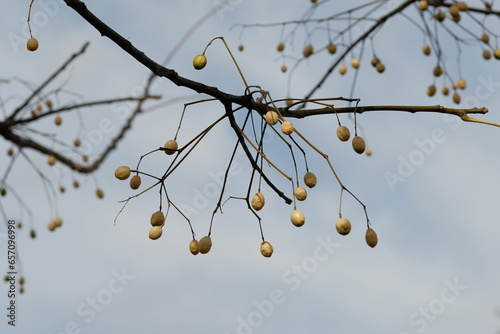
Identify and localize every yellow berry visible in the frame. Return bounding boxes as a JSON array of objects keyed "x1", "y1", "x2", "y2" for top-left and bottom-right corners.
[
  {"x1": 427, "y1": 84, "x2": 437, "y2": 97},
  {"x1": 164, "y1": 139, "x2": 178, "y2": 155},
  {"x1": 294, "y1": 187, "x2": 307, "y2": 201},
  {"x1": 327, "y1": 43, "x2": 337, "y2": 54},
  {"x1": 303, "y1": 44, "x2": 314, "y2": 57},
  {"x1": 481, "y1": 33, "x2": 490, "y2": 44},
  {"x1": 48, "y1": 155, "x2": 56, "y2": 166},
  {"x1": 290, "y1": 210, "x2": 305, "y2": 227},
  {"x1": 189, "y1": 239, "x2": 200, "y2": 255},
  {"x1": 149, "y1": 226, "x2": 163, "y2": 240},
  {"x1": 260, "y1": 241, "x2": 274, "y2": 258},
  {"x1": 337, "y1": 125, "x2": 350, "y2": 142},
  {"x1": 114, "y1": 166, "x2": 131, "y2": 180},
  {"x1": 54, "y1": 116, "x2": 62, "y2": 125},
  {"x1": 449, "y1": 5, "x2": 459, "y2": 15},
  {"x1": 251, "y1": 192, "x2": 265, "y2": 211},
  {"x1": 422, "y1": 44, "x2": 431, "y2": 56},
  {"x1": 336, "y1": 217, "x2": 351, "y2": 235},
  {"x1": 277, "y1": 42, "x2": 285, "y2": 52},
  {"x1": 46, "y1": 99, "x2": 53, "y2": 109},
  {"x1": 26, "y1": 37, "x2": 39, "y2": 51},
  {"x1": 54, "y1": 217, "x2": 63, "y2": 228},
  {"x1": 351, "y1": 58, "x2": 360, "y2": 69},
  {"x1": 376, "y1": 62, "x2": 385, "y2": 73},
  {"x1": 453, "y1": 92, "x2": 461, "y2": 104},
  {"x1": 281, "y1": 65, "x2": 287, "y2": 73},
  {"x1": 352, "y1": 136, "x2": 366, "y2": 154},
  {"x1": 339, "y1": 64, "x2": 347, "y2": 75},
  {"x1": 265, "y1": 111, "x2": 279, "y2": 125},
  {"x1": 199, "y1": 236, "x2": 212, "y2": 254},
  {"x1": 457, "y1": 78, "x2": 466, "y2": 89},
  {"x1": 303, "y1": 172, "x2": 317, "y2": 188},
  {"x1": 281, "y1": 120, "x2": 294, "y2": 135},
  {"x1": 365, "y1": 148, "x2": 373, "y2": 156},
  {"x1": 433, "y1": 66, "x2": 443, "y2": 77},
  {"x1": 96, "y1": 188, "x2": 104, "y2": 199},
  {"x1": 494, "y1": 49, "x2": 500, "y2": 59},
  {"x1": 150, "y1": 211, "x2": 165, "y2": 227},
  {"x1": 365, "y1": 228, "x2": 378, "y2": 248},
  {"x1": 457, "y1": 1, "x2": 468, "y2": 11},
  {"x1": 418, "y1": 0, "x2": 428, "y2": 11},
  {"x1": 483, "y1": 49, "x2": 491, "y2": 60},
  {"x1": 130, "y1": 175, "x2": 141, "y2": 190},
  {"x1": 48, "y1": 220, "x2": 57, "y2": 231},
  {"x1": 193, "y1": 54, "x2": 207, "y2": 70}
]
